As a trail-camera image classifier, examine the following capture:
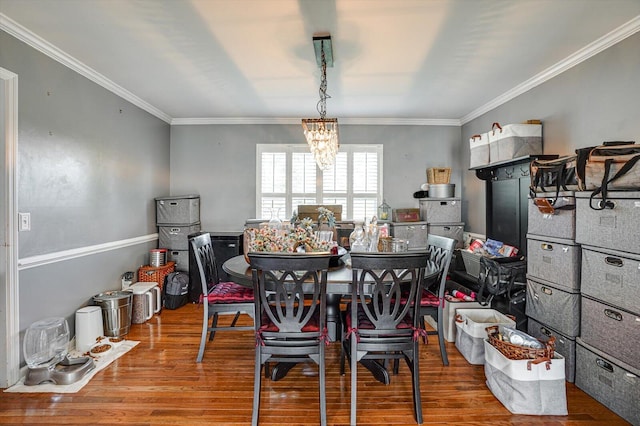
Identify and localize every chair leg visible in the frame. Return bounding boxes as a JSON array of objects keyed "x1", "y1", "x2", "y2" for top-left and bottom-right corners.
[
  {"x1": 340, "y1": 339, "x2": 346, "y2": 375},
  {"x1": 252, "y1": 347, "x2": 262, "y2": 426},
  {"x1": 350, "y1": 337, "x2": 358, "y2": 426},
  {"x1": 319, "y1": 343, "x2": 327, "y2": 426},
  {"x1": 208, "y1": 313, "x2": 219, "y2": 342},
  {"x1": 421, "y1": 314, "x2": 428, "y2": 344},
  {"x1": 196, "y1": 309, "x2": 210, "y2": 363},
  {"x1": 229, "y1": 311, "x2": 241, "y2": 327},
  {"x1": 437, "y1": 307, "x2": 449, "y2": 366},
  {"x1": 411, "y1": 342, "x2": 423, "y2": 424}
]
